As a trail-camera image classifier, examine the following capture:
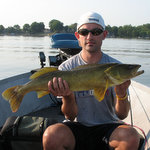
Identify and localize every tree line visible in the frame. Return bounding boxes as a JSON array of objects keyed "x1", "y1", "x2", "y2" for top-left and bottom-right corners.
[
  {"x1": 0, "y1": 22, "x2": 45, "y2": 35},
  {"x1": 0, "y1": 19, "x2": 150, "y2": 39},
  {"x1": 106, "y1": 24, "x2": 150, "y2": 38}
]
